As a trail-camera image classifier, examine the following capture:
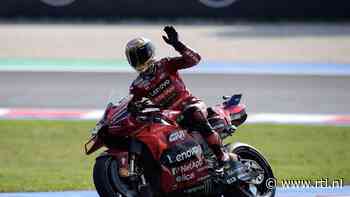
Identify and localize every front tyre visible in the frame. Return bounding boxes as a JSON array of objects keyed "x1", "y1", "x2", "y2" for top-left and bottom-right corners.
[
  {"x1": 227, "y1": 143, "x2": 276, "y2": 197},
  {"x1": 93, "y1": 156, "x2": 136, "y2": 197}
]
